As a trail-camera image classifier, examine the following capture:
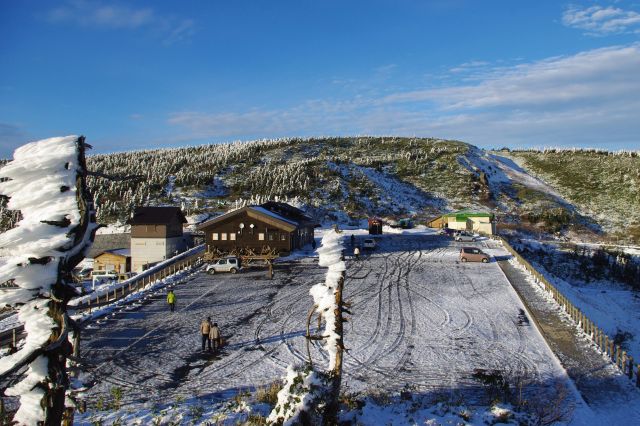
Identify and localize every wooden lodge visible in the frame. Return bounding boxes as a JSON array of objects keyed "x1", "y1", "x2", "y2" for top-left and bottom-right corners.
[{"x1": 198, "y1": 202, "x2": 318, "y2": 256}]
